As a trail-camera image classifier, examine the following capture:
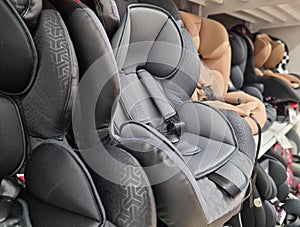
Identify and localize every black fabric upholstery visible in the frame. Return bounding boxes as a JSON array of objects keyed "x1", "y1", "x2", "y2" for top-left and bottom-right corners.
[
  {"x1": 50, "y1": 1, "x2": 157, "y2": 226},
  {"x1": 256, "y1": 163, "x2": 275, "y2": 200},
  {"x1": 49, "y1": 0, "x2": 120, "y2": 133},
  {"x1": 241, "y1": 185, "x2": 266, "y2": 227},
  {"x1": 86, "y1": 145, "x2": 157, "y2": 227},
  {"x1": 0, "y1": 0, "x2": 37, "y2": 95},
  {"x1": 25, "y1": 141, "x2": 105, "y2": 223},
  {"x1": 0, "y1": 95, "x2": 25, "y2": 179},
  {"x1": 229, "y1": 32, "x2": 248, "y2": 90},
  {"x1": 22, "y1": 3, "x2": 78, "y2": 139},
  {"x1": 229, "y1": 30, "x2": 277, "y2": 131},
  {"x1": 8, "y1": 0, "x2": 42, "y2": 28}
]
